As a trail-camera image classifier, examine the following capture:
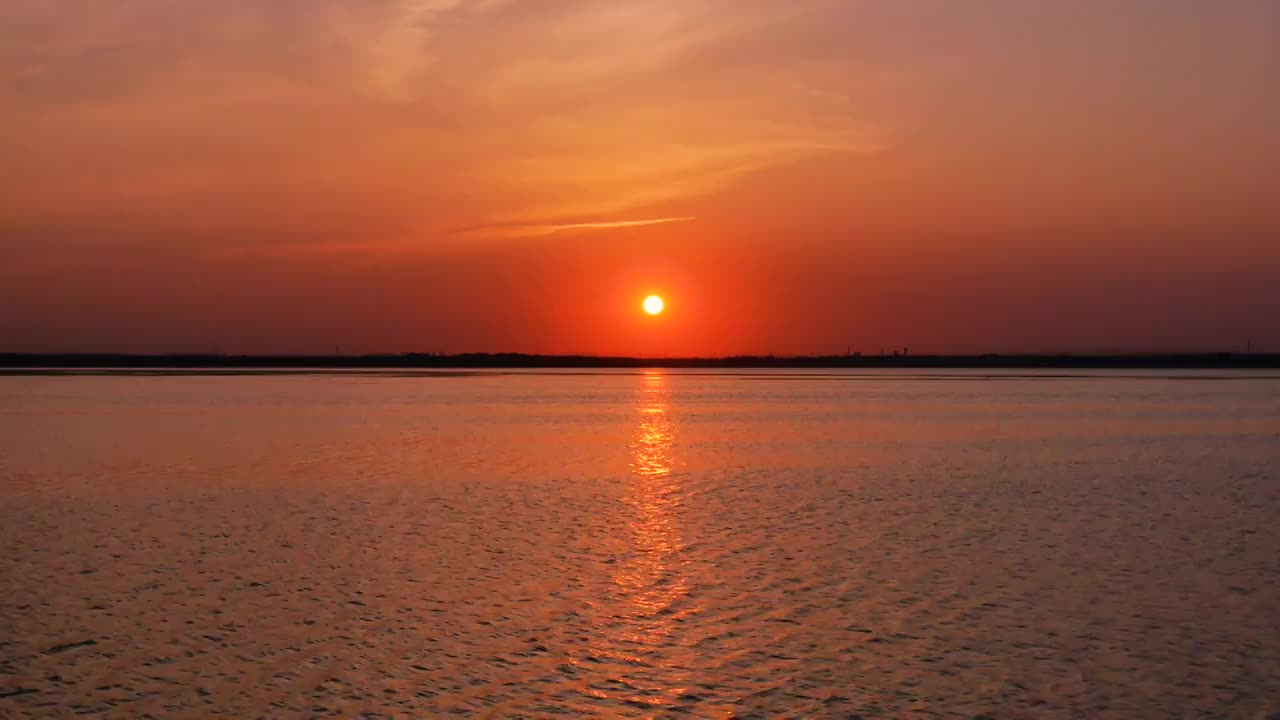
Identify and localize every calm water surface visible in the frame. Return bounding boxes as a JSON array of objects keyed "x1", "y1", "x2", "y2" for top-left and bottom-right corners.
[{"x1": 1, "y1": 370, "x2": 1279, "y2": 718}]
